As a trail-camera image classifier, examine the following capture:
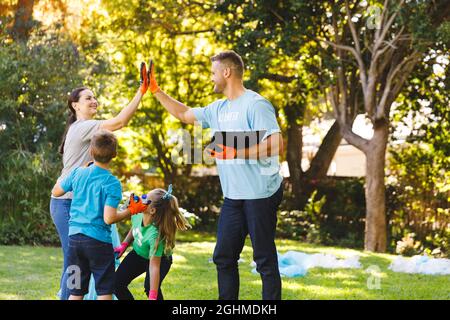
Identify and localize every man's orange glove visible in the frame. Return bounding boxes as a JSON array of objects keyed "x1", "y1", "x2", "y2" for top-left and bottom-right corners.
[
  {"x1": 127, "y1": 193, "x2": 148, "y2": 215},
  {"x1": 140, "y1": 62, "x2": 149, "y2": 94},
  {"x1": 205, "y1": 144, "x2": 237, "y2": 160},
  {"x1": 148, "y1": 59, "x2": 160, "y2": 94}
]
